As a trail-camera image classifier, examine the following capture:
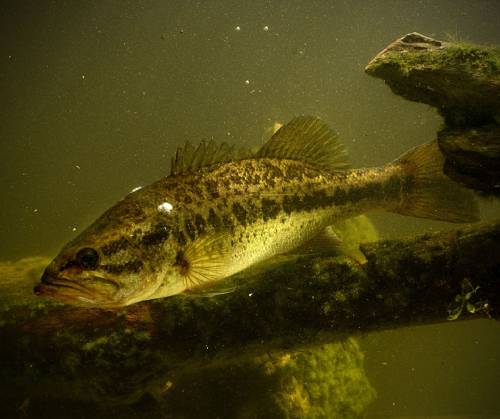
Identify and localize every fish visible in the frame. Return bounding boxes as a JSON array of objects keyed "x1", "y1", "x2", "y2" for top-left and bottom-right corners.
[{"x1": 34, "y1": 116, "x2": 479, "y2": 307}]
